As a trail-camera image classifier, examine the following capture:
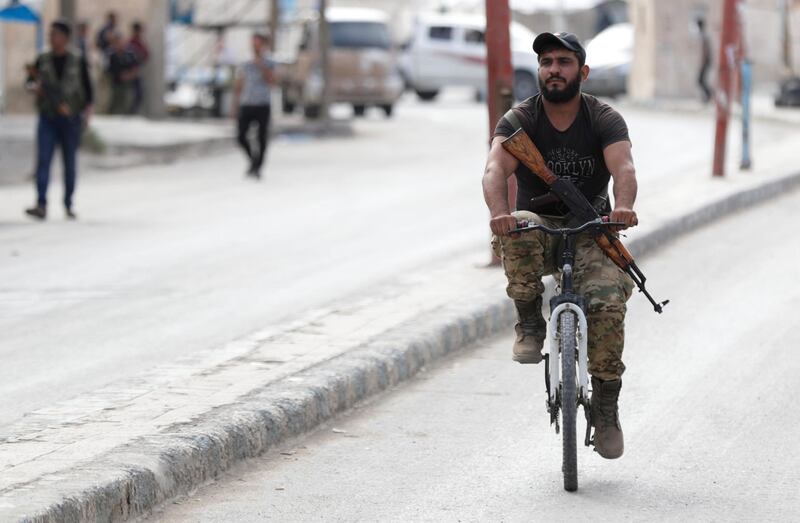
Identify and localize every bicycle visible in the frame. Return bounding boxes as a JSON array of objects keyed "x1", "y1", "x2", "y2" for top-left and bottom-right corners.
[{"x1": 510, "y1": 217, "x2": 627, "y2": 492}]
